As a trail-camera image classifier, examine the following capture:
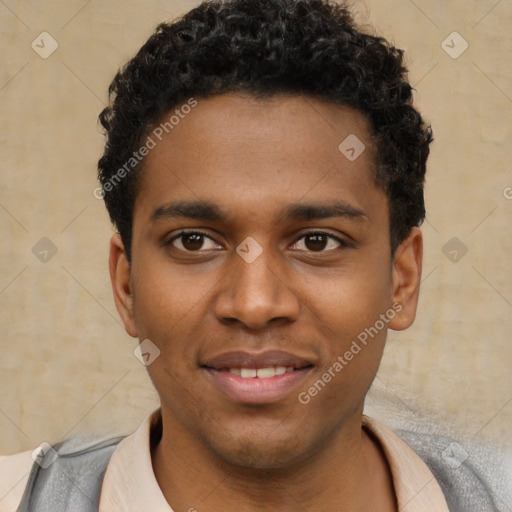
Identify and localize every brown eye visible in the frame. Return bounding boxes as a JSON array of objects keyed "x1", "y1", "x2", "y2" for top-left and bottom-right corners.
[
  {"x1": 304, "y1": 233, "x2": 329, "y2": 251},
  {"x1": 167, "y1": 231, "x2": 220, "y2": 252},
  {"x1": 181, "y1": 233, "x2": 205, "y2": 251},
  {"x1": 291, "y1": 232, "x2": 346, "y2": 253}
]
